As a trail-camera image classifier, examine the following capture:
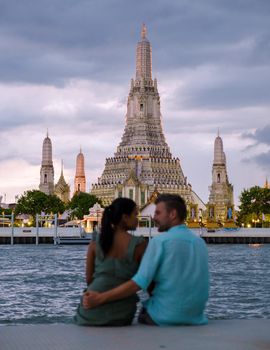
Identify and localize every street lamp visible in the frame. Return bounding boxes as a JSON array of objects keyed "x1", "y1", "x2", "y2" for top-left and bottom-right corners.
[{"x1": 252, "y1": 219, "x2": 259, "y2": 228}]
